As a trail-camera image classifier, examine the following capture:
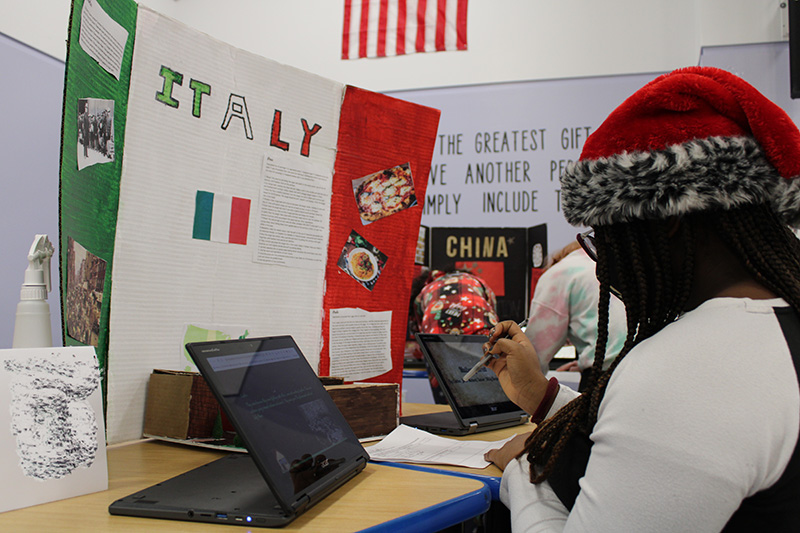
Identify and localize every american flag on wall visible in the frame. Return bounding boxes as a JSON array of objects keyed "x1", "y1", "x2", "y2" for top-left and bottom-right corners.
[{"x1": 342, "y1": 0, "x2": 468, "y2": 60}]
